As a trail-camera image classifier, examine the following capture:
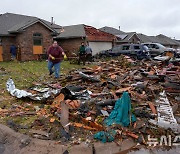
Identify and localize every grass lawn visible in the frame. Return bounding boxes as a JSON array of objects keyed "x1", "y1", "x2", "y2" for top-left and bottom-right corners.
[{"x1": 0, "y1": 60, "x2": 85, "y2": 89}]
